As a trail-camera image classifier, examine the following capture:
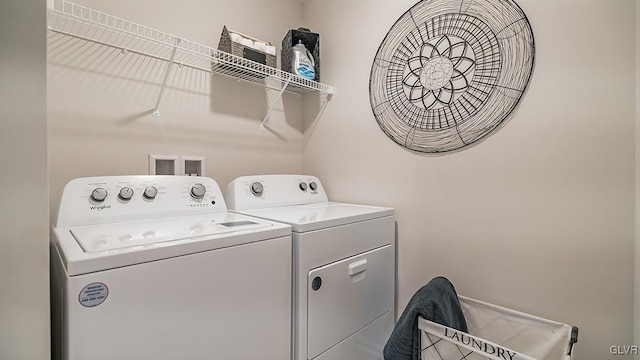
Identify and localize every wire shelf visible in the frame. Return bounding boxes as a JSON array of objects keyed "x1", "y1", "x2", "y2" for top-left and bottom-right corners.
[{"x1": 46, "y1": 0, "x2": 336, "y2": 96}]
